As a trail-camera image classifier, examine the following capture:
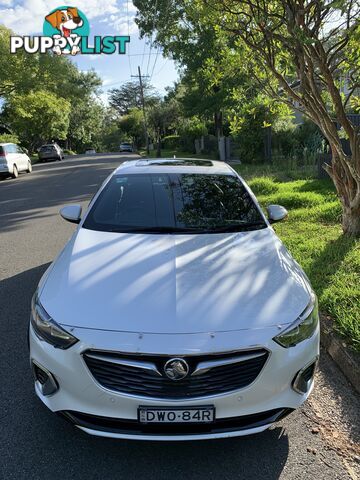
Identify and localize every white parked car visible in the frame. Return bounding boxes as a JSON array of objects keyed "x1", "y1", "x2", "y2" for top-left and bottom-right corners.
[
  {"x1": 29, "y1": 158, "x2": 319, "y2": 440},
  {"x1": 0, "y1": 143, "x2": 32, "y2": 178}
]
